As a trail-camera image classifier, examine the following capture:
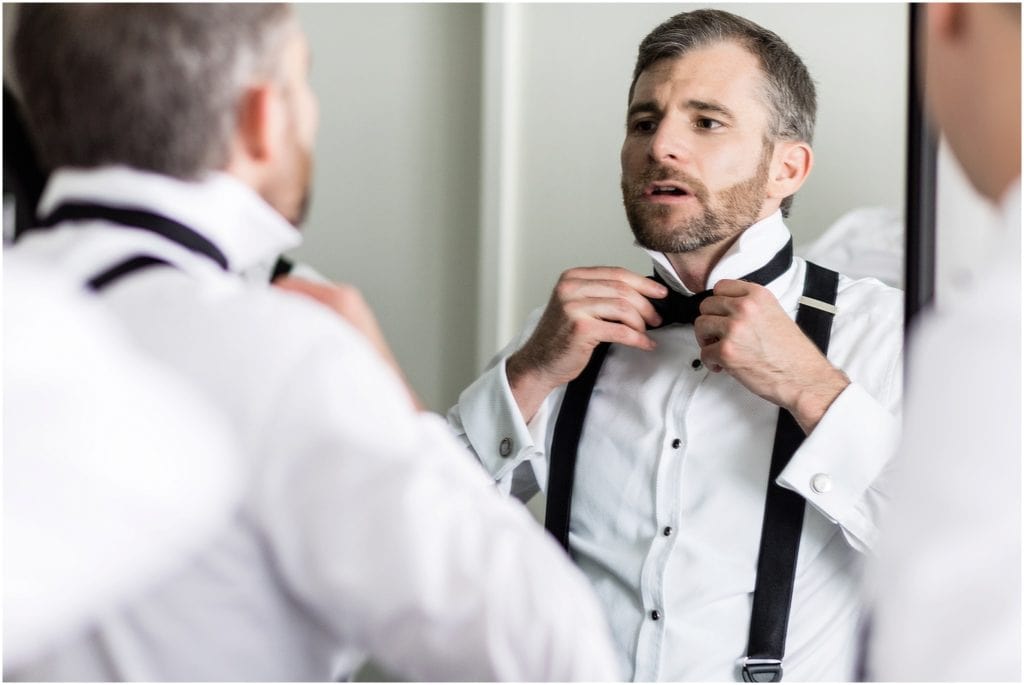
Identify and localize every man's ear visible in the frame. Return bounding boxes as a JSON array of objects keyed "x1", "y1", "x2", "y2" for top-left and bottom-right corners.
[
  {"x1": 767, "y1": 140, "x2": 813, "y2": 202},
  {"x1": 235, "y1": 84, "x2": 283, "y2": 163}
]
